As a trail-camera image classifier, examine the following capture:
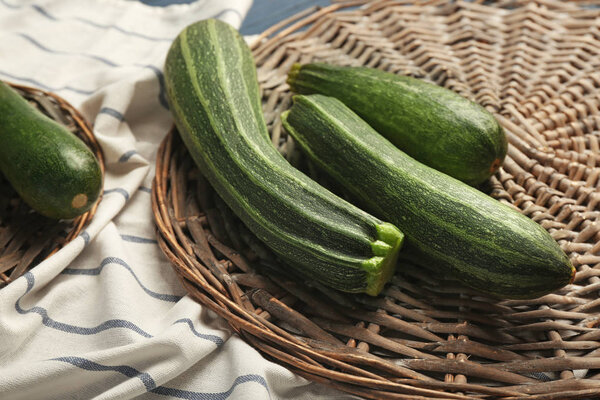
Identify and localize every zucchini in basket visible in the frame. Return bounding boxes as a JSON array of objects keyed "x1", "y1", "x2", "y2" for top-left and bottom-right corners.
[
  {"x1": 0, "y1": 81, "x2": 102, "y2": 219},
  {"x1": 287, "y1": 63, "x2": 508, "y2": 186},
  {"x1": 163, "y1": 19, "x2": 404, "y2": 295},
  {"x1": 282, "y1": 94, "x2": 575, "y2": 299}
]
